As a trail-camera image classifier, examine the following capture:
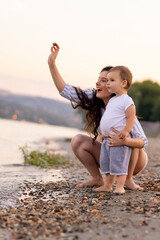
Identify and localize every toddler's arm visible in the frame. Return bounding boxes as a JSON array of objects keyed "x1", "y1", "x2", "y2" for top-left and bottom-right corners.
[{"x1": 119, "y1": 104, "x2": 135, "y2": 139}]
